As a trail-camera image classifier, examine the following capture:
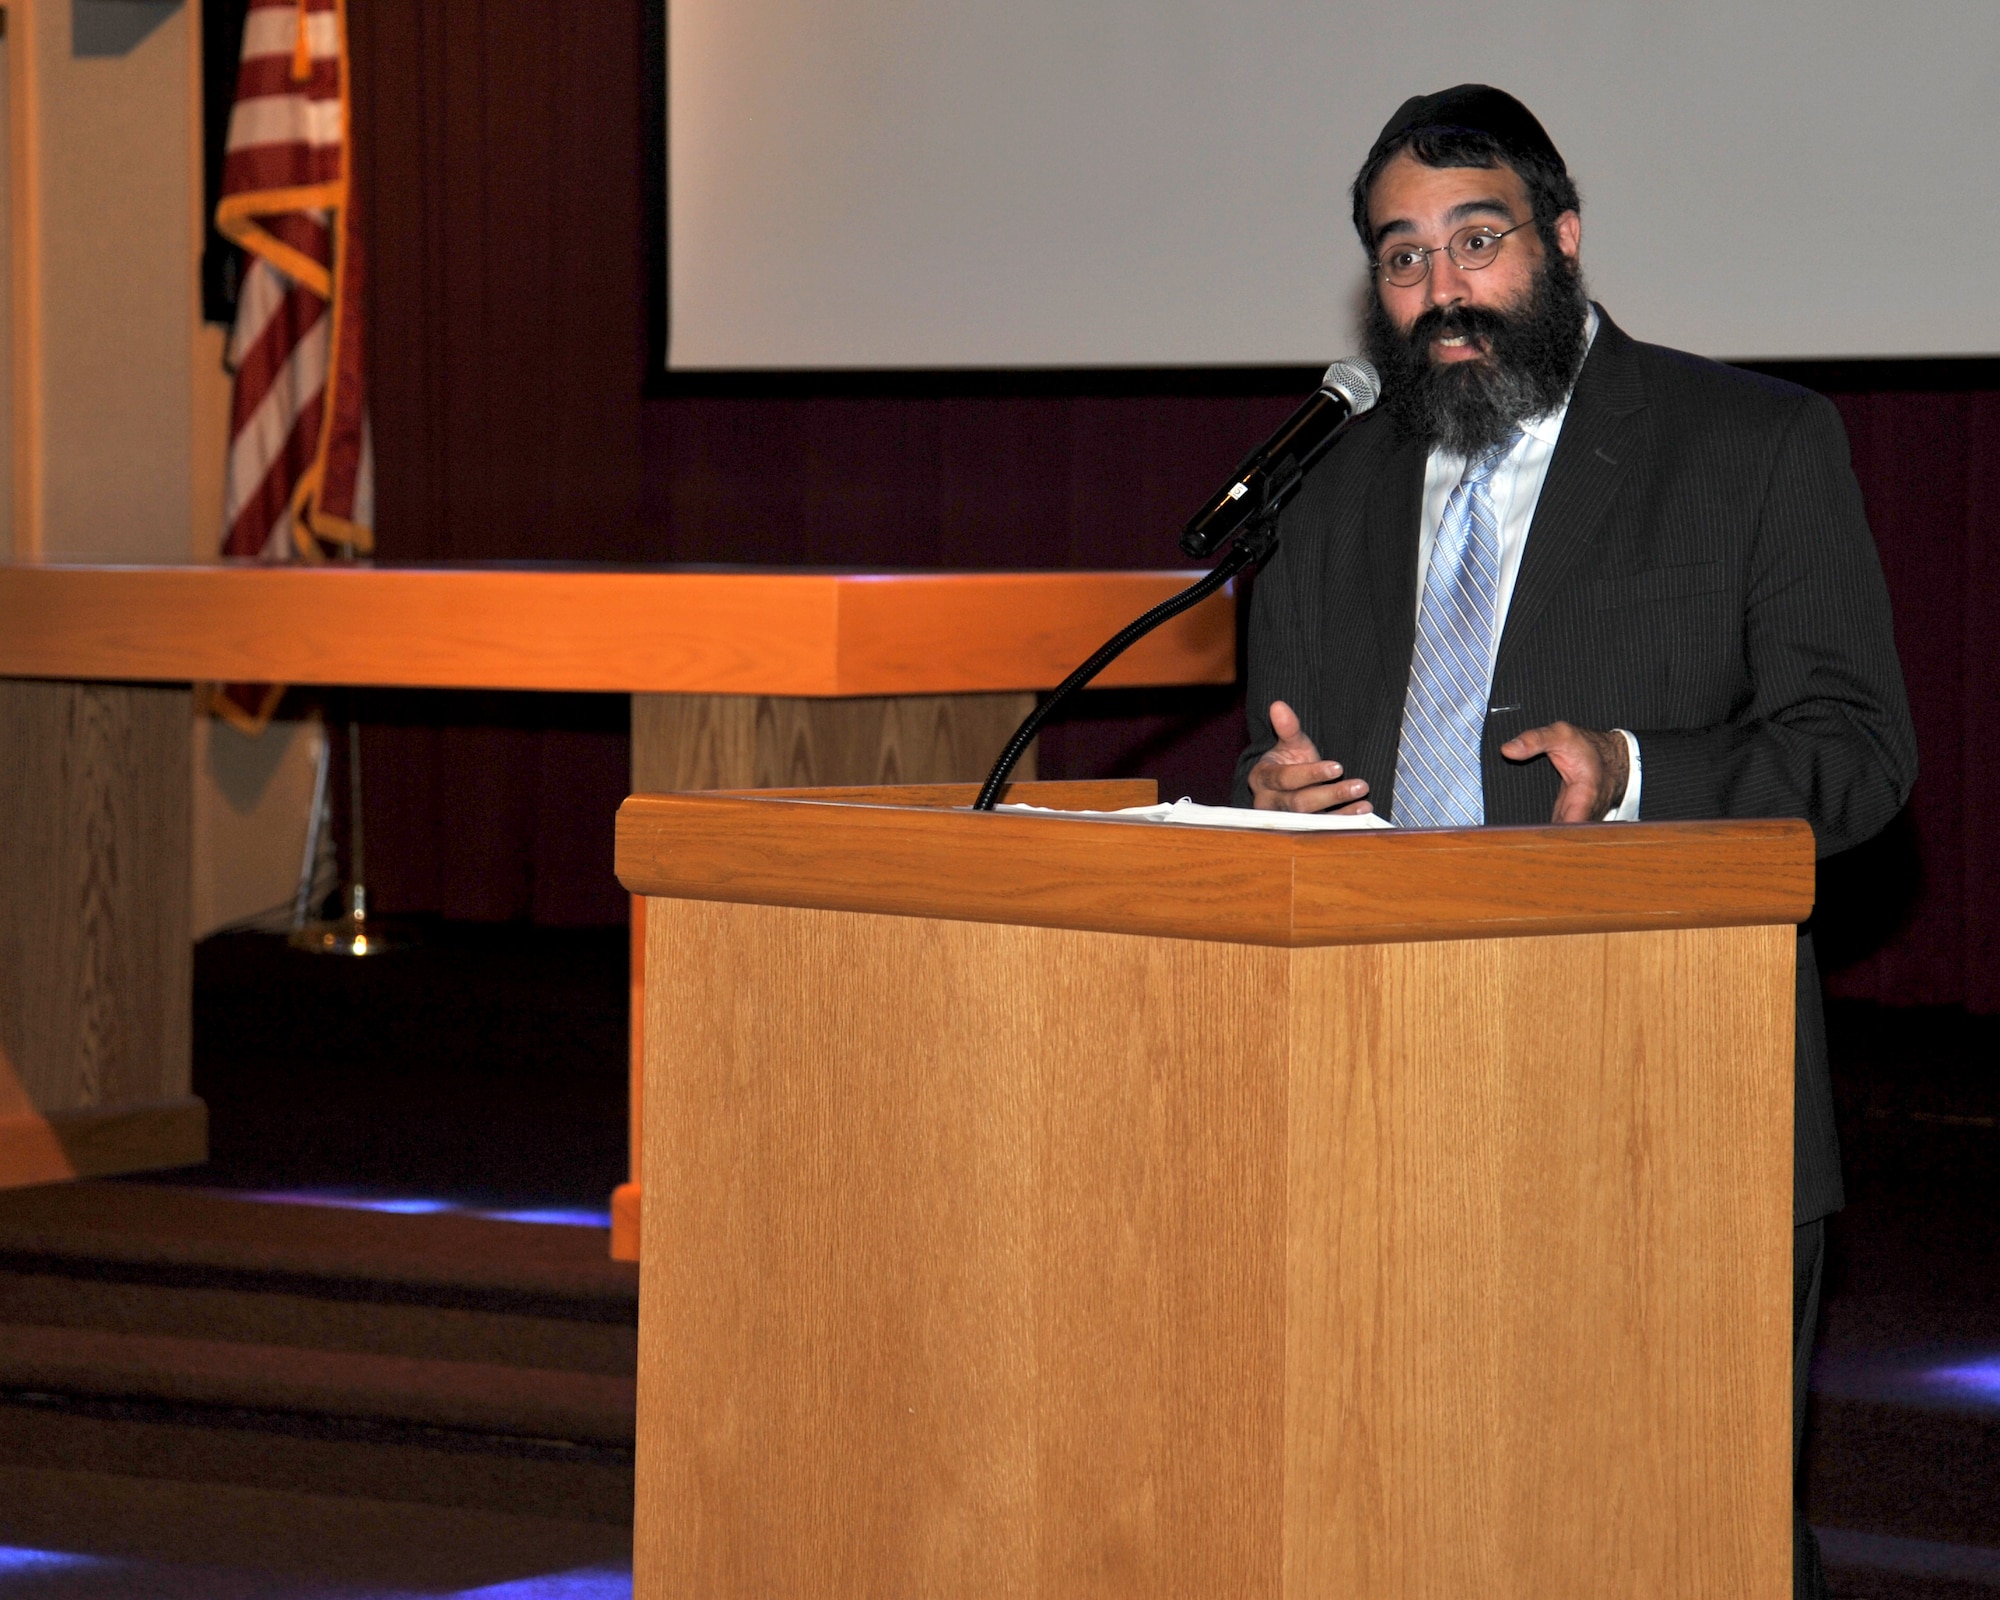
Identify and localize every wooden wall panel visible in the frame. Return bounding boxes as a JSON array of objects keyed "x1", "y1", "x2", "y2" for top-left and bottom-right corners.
[{"x1": 0, "y1": 682, "x2": 195, "y2": 1176}]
